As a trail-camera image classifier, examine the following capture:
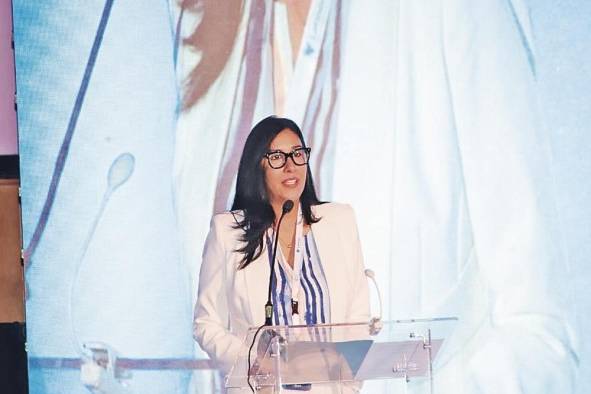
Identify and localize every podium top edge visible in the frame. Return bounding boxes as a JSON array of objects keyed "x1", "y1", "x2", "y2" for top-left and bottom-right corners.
[{"x1": 247, "y1": 316, "x2": 459, "y2": 331}]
